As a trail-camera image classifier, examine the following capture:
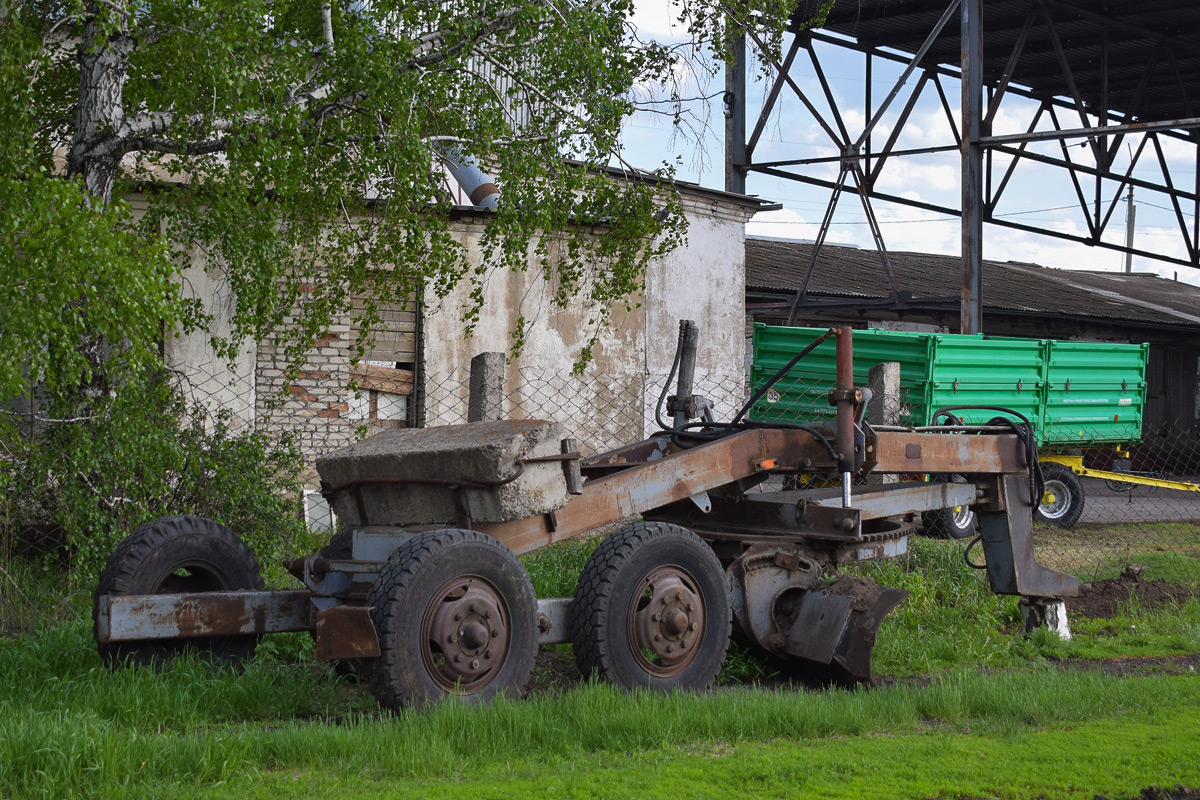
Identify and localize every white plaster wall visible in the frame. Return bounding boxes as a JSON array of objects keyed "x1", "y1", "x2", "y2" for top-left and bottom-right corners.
[
  {"x1": 422, "y1": 189, "x2": 757, "y2": 452},
  {"x1": 163, "y1": 251, "x2": 257, "y2": 430},
  {"x1": 420, "y1": 222, "x2": 649, "y2": 452},
  {"x1": 643, "y1": 195, "x2": 753, "y2": 427}
]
